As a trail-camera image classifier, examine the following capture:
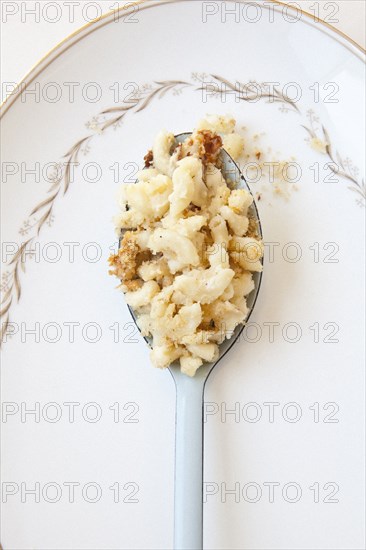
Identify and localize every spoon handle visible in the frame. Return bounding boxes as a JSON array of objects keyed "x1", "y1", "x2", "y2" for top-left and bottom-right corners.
[{"x1": 174, "y1": 370, "x2": 206, "y2": 550}]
